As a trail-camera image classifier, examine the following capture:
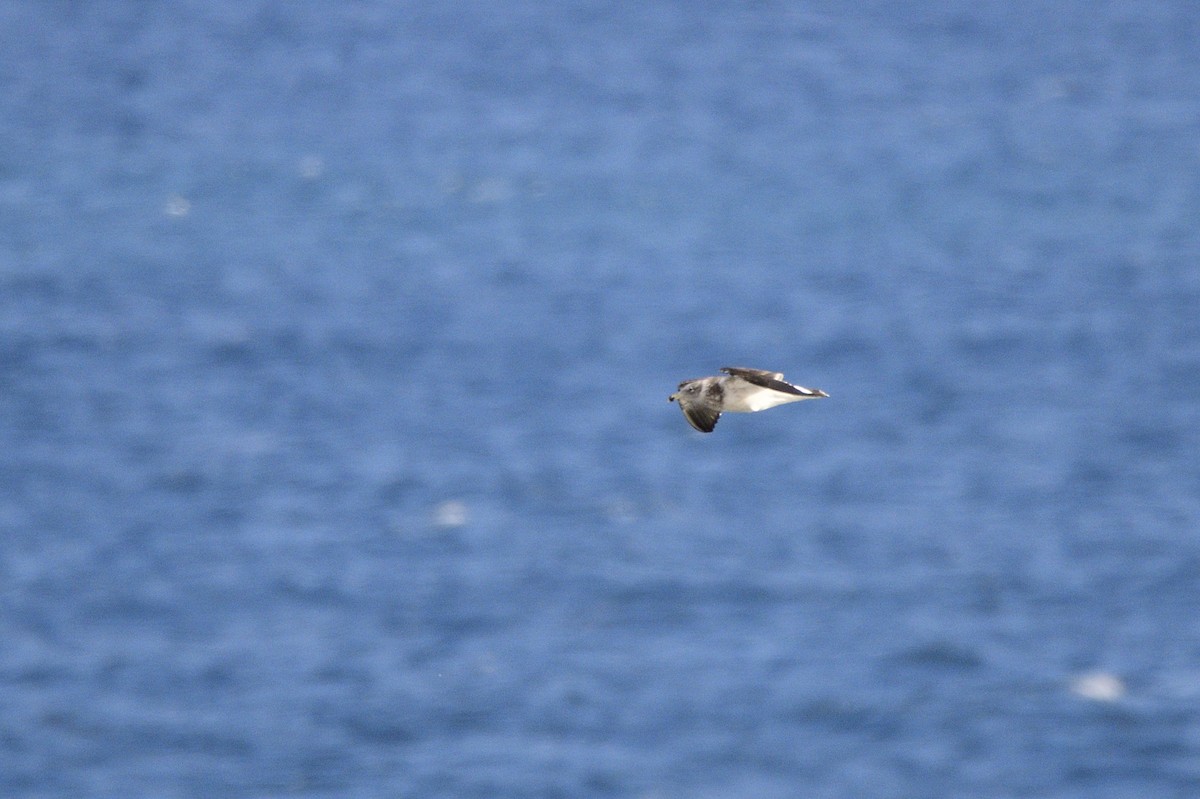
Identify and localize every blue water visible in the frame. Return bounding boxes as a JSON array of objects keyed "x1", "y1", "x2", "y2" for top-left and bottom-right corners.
[{"x1": 3, "y1": 2, "x2": 1200, "y2": 797}]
